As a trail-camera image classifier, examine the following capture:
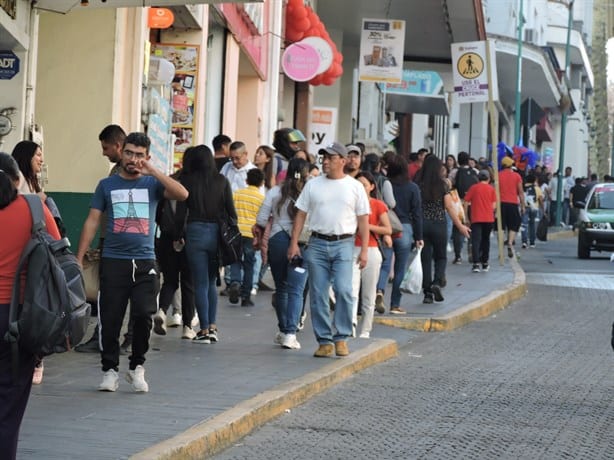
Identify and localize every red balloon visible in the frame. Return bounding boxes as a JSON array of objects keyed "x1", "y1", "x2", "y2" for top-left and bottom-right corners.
[
  {"x1": 288, "y1": 0, "x2": 303, "y2": 8},
  {"x1": 331, "y1": 63, "x2": 343, "y2": 77},
  {"x1": 285, "y1": 28, "x2": 304, "y2": 43},
  {"x1": 288, "y1": 5, "x2": 308, "y2": 20},
  {"x1": 309, "y1": 75, "x2": 323, "y2": 86},
  {"x1": 294, "y1": 17, "x2": 311, "y2": 32},
  {"x1": 322, "y1": 76, "x2": 335, "y2": 86}
]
